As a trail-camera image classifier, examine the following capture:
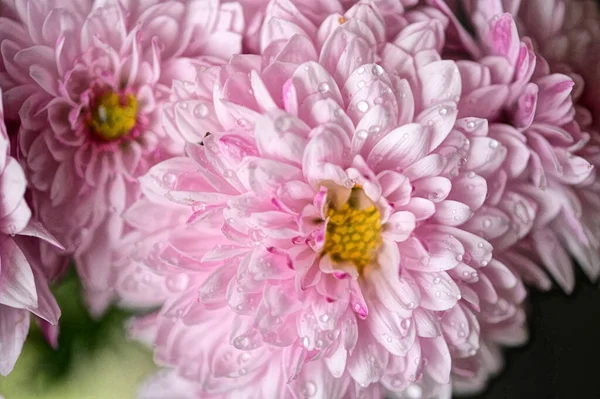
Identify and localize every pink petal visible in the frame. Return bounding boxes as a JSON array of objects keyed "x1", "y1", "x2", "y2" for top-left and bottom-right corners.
[
  {"x1": 416, "y1": 60, "x2": 461, "y2": 109},
  {"x1": 421, "y1": 336, "x2": 452, "y2": 384},
  {"x1": 0, "y1": 306, "x2": 30, "y2": 376},
  {"x1": 368, "y1": 123, "x2": 429, "y2": 173},
  {"x1": 384, "y1": 211, "x2": 416, "y2": 242},
  {"x1": 410, "y1": 271, "x2": 461, "y2": 311},
  {"x1": 0, "y1": 238, "x2": 37, "y2": 309}
]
